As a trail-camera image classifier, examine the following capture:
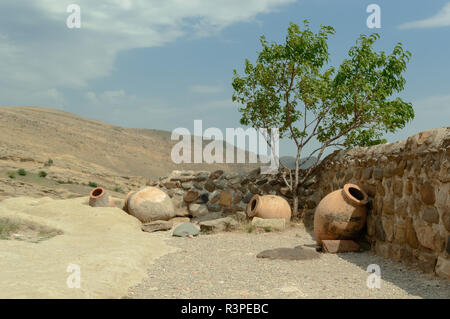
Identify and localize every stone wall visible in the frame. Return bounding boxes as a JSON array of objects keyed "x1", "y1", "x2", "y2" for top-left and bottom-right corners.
[
  {"x1": 303, "y1": 127, "x2": 450, "y2": 279},
  {"x1": 150, "y1": 168, "x2": 287, "y2": 222}
]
